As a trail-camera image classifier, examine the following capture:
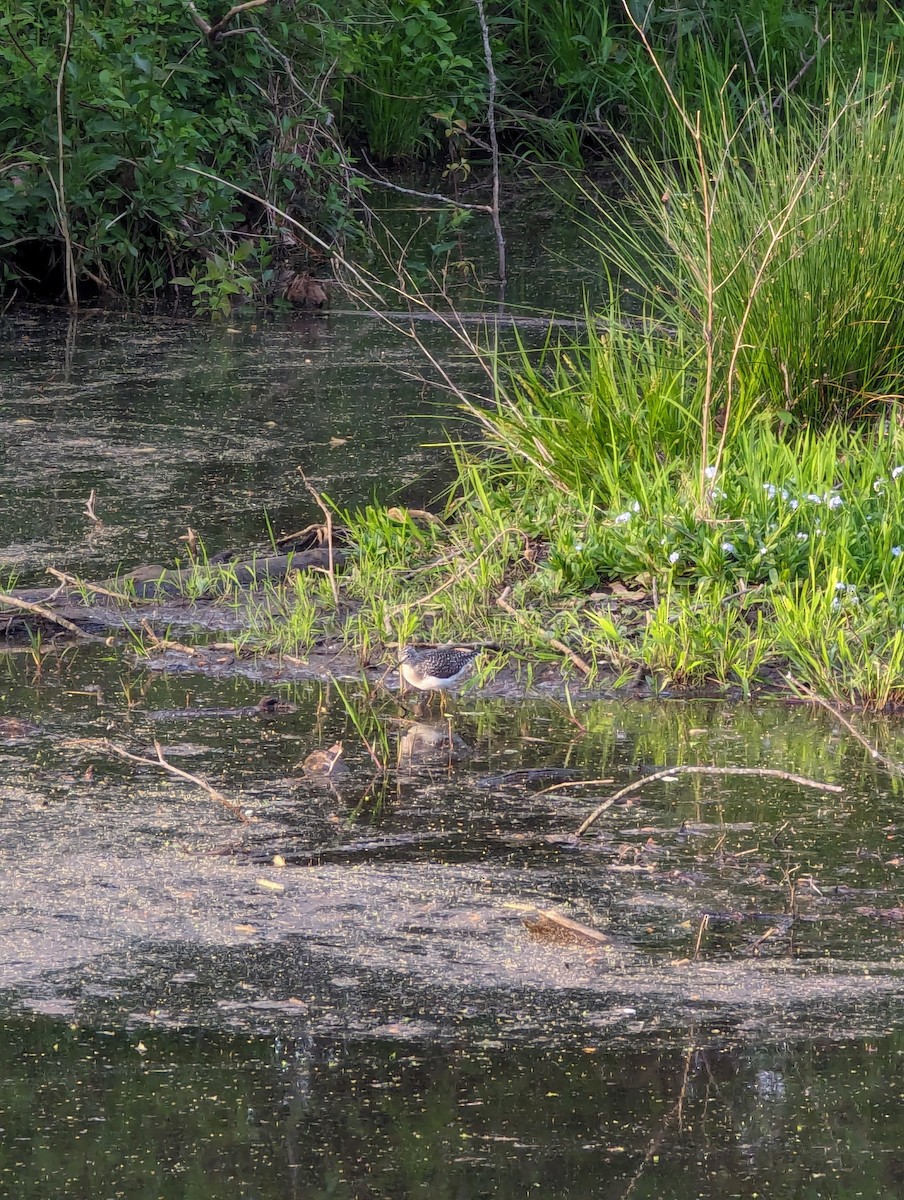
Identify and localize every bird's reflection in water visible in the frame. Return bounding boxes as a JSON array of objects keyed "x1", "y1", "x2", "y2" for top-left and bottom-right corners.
[{"x1": 397, "y1": 719, "x2": 471, "y2": 775}]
